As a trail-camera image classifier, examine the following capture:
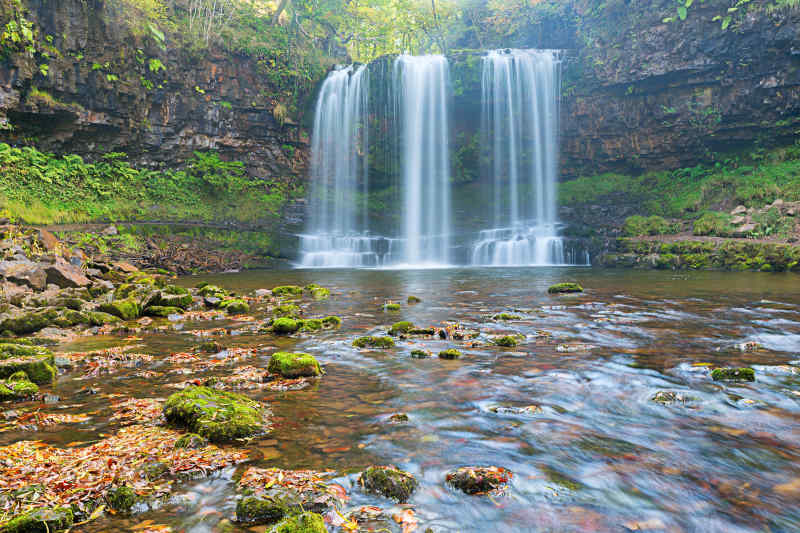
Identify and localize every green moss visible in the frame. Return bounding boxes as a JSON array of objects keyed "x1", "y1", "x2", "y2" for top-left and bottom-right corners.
[
  {"x1": 494, "y1": 336, "x2": 520, "y2": 347},
  {"x1": 0, "y1": 506, "x2": 74, "y2": 533},
  {"x1": 0, "y1": 371, "x2": 39, "y2": 400},
  {"x1": 270, "y1": 512, "x2": 327, "y2": 533},
  {"x1": 299, "y1": 319, "x2": 323, "y2": 331},
  {"x1": 359, "y1": 466, "x2": 417, "y2": 503},
  {"x1": 174, "y1": 433, "x2": 208, "y2": 449},
  {"x1": 273, "y1": 304, "x2": 301, "y2": 318},
  {"x1": 438, "y1": 349, "x2": 462, "y2": 359},
  {"x1": 272, "y1": 285, "x2": 303, "y2": 297},
  {"x1": 408, "y1": 327, "x2": 436, "y2": 335},
  {"x1": 272, "y1": 318, "x2": 301, "y2": 335},
  {"x1": 146, "y1": 286, "x2": 193, "y2": 309},
  {"x1": 0, "y1": 309, "x2": 59, "y2": 335},
  {"x1": 711, "y1": 367, "x2": 755, "y2": 381},
  {"x1": 87, "y1": 311, "x2": 121, "y2": 326},
  {"x1": 236, "y1": 496, "x2": 289, "y2": 525},
  {"x1": 221, "y1": 299, "x2": 250, "y2": 314},
  {"x1": 410, "y1": 349, "x2": 431, "y2": 359},
  {"x1": 51, "y1": 310, "x2": 89, "y2": 328},
  {"x1": 98, "y1": 298, "x2": 141, "y2": 320},
  {"x1": 353, "y1": 336, "x2": 395, "y2": 349},
  {"x1": 267, "y1": 352, "x2": 322, "y2": 378},
  {"x1": 321, "y1": 316, "x2": 342, "y2": 328},
  {"x1": 143, "y1": 306, "x2": 184, "y2": 318},
  {"x1": 0, "y1": 344, "x2": 56, "y2": 384},
  {"x1": 304, "y1": 285, "x2": 330, "y2": 300},
  {"x1": 493, "y1": 313, "x2": 521, "y2": 321},
  {"x1": 623, "y1": 215, "x2": 676, "y2": 236},
  {"x1": 384, "y1": 303, "x2": 401, "y2": 311},
  {"x1": 198, "y1": 285, "x2": 228, "y2": 298},
  {"x1": 407, "y1": 295, "x2": 421, "y2": 304},
  {"x1": 163, "y1": 386, "x2": 268, "y2": 442},
  {"x1": 106, "y1": 485, "x2": 137, "y2": 513},
  {"x1": 547, "y1": 283, "x2": 583, "y2": 294},
  {"x1": 388, "y1": 321, "x2": 414, "y2": 336}
]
